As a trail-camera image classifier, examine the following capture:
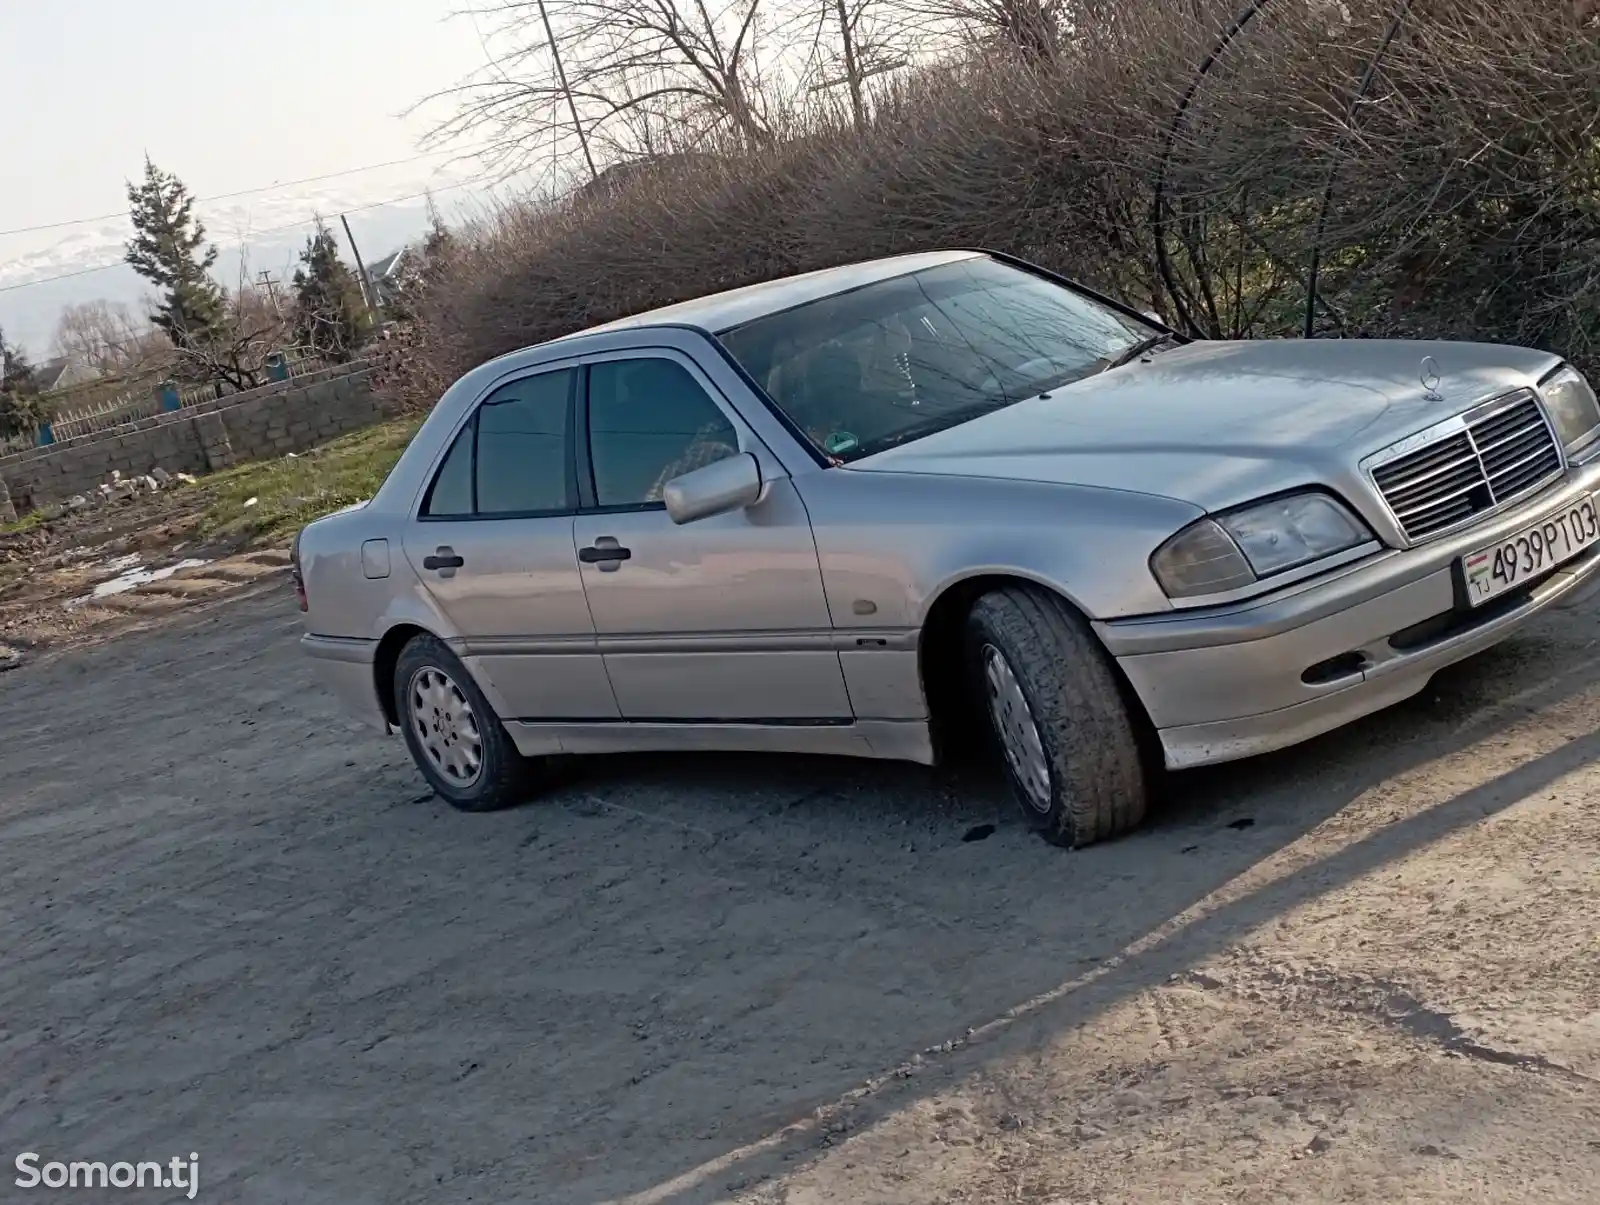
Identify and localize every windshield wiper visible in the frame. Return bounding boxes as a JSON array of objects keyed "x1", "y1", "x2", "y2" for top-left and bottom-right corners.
[
  {"x1": 854, "y1": 400, "x2": 1013, "y2": 457},
  {"x1": 1027, "y1": 365, "x2": 1101, "y2": 397},
  {"x1": 1107, "y1": 332, "x2": 1180, "y2": 370}
]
